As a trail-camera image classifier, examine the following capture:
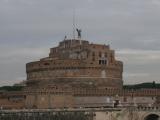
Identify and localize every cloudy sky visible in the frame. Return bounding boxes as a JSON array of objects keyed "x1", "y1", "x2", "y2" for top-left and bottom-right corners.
[{"x1": 0, "y1": 0, "x2": 160, "y2": 86}]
